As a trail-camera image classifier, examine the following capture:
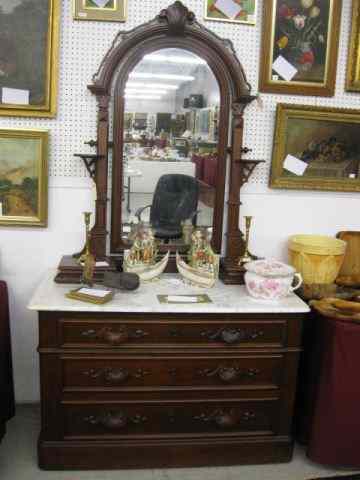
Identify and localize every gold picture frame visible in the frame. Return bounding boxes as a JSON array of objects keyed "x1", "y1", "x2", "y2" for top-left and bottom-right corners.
[
  {"x1": 204, "y1": 0, "x2": 256, "y2": 25},
  {"x1": 259, "y1": 0, "x2": 342, "y2": 97},
  {"x1": 73, "y1": 0, "x2": 127, "y2": 22},
  {"x1": 0, "y1": 129, "x2": 48, "y2": 227},
  {"x1": 346, "y1": 0, "x2": 360, "y2": 92},
  {"x1": 0, "y1": 0, "x2": 60, "y2": 118},
  {"x1": 270, "y1": 104, "x2": 360, "y2": 192}
]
